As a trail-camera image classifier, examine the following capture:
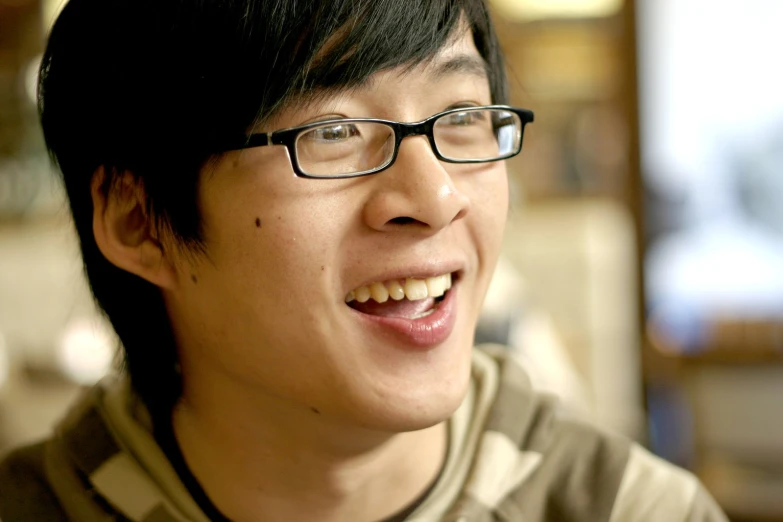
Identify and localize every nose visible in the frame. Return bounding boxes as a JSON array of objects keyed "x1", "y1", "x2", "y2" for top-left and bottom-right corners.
[{"x1": 362, "y1": 136, "x2": 471, "y2": 234}]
